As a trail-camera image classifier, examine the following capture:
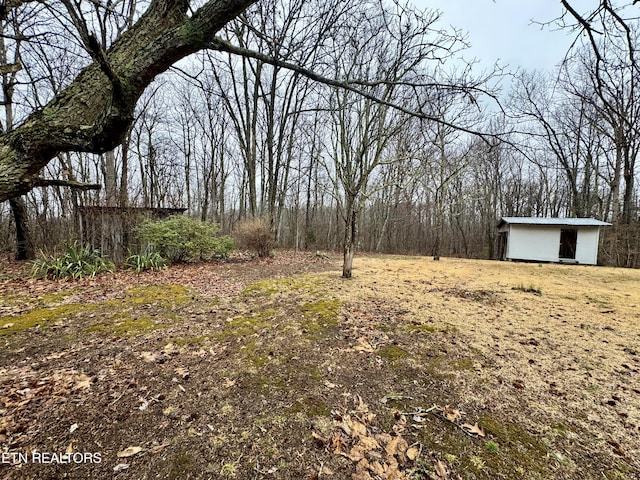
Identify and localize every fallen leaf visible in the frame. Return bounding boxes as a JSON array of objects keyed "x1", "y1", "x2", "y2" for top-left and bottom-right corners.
[
  {"x1": 117, "y1": 446, "x2": 143, "y2": 458},
  {"x1": 375, "y1": 433, "x2": 393, "y2": 446},
  {"x1": 140, "y1": 352, "x2": 159, "y2": 362},
  {"x1": 354, "y1": 394, "x2": 369, "y2": 413},
  {"x1": 351, "y1": 469, "x2": 373, "y2": 480},
  {"x1": 348, "y1": 444, "x2": 367, "y2": 462},
  {"x1": 352, "y1": 458, "x2": 373, "y2": 479},
  {"x1": 321, "y1": 465, "x2": 334, "y2": 475},
  {"x1": 113, "y1": 463, "x2": 129, "y2": 472},
  {"x1": 383, "y1": 456, "x2": 401, "y2": 476},
  {"x1": 353, "y1": 337, "x2": 375, "y2": 353},
  {"x1": 162, "y1": 343, "x2": 177, "y2": 355},
  {"x1": 174, "y1": 367, "x2": 189, "y2": 379},
  {"x1": 385, "y1": 436, "x2": 400, "y2": 456},
  {"x1": 461, "y1": 422, "x2": 485, "y2": 437},
  {"x1": 349, "y1": 419, "x2": 368, "y2": 438},
  {"x1": 359, "y1": 435, "x2": 381, "y2": 452},
  {"x1": 444, "y1": 405, "x2": 461, "y2": 422},
  {"x1": 406, "y1": 447, "x2": 419, "y2": 461},
  {"x1": 74, "y1": 375, "x2": 91, "y2": 390},
  {"x1": 435, "y1": 459, "x2": 448, "y2": 479},
  {"x1": 69, "y1": 423, "x2": 78, "y2": 433},
  {"x1": 369, "y1": 461, "x2": 386, "y2": 476},
  {"x1": 138, "y1": 398, "x2": 149, "y2": 411},
  {"x1": 331, "y1": 431, "x2": 346, "y2": 454},
  {"x1": 392, "y1": 414, "x2": 407, "y2": 435},
  {"x1": 149, "y1": 442, "x2": 170, "y2": 455}
]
